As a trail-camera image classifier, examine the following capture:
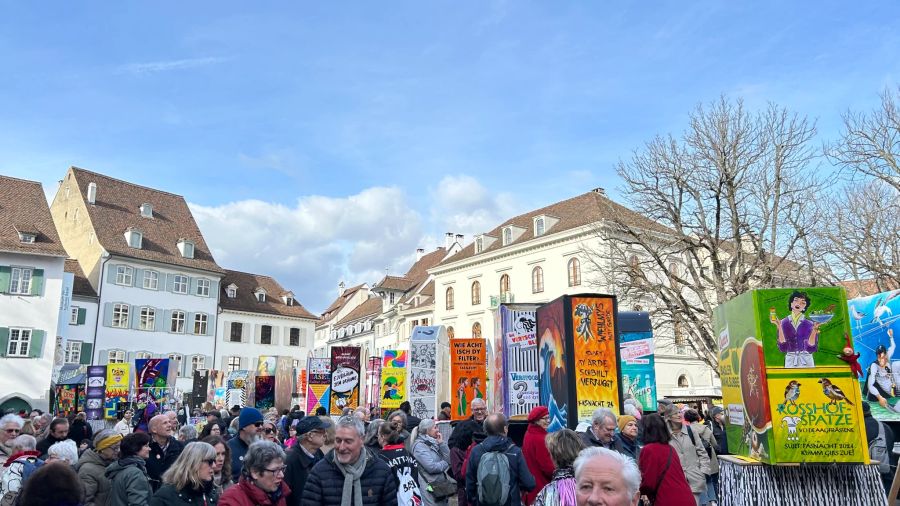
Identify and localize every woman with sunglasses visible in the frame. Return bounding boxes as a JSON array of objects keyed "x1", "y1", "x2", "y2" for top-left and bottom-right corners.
[
  {"x1": 262, "y1": 421, "x2": 282, "y2": 448},
  {"x1": 202, "y1": 435, "x2": 233, "y2": 496},
  {"x1": 220, "y1": 441, "x2": 290, "y2": 506},
  {"x1": 149, "y1": 441, "x2": 219, "y2": 505}
]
